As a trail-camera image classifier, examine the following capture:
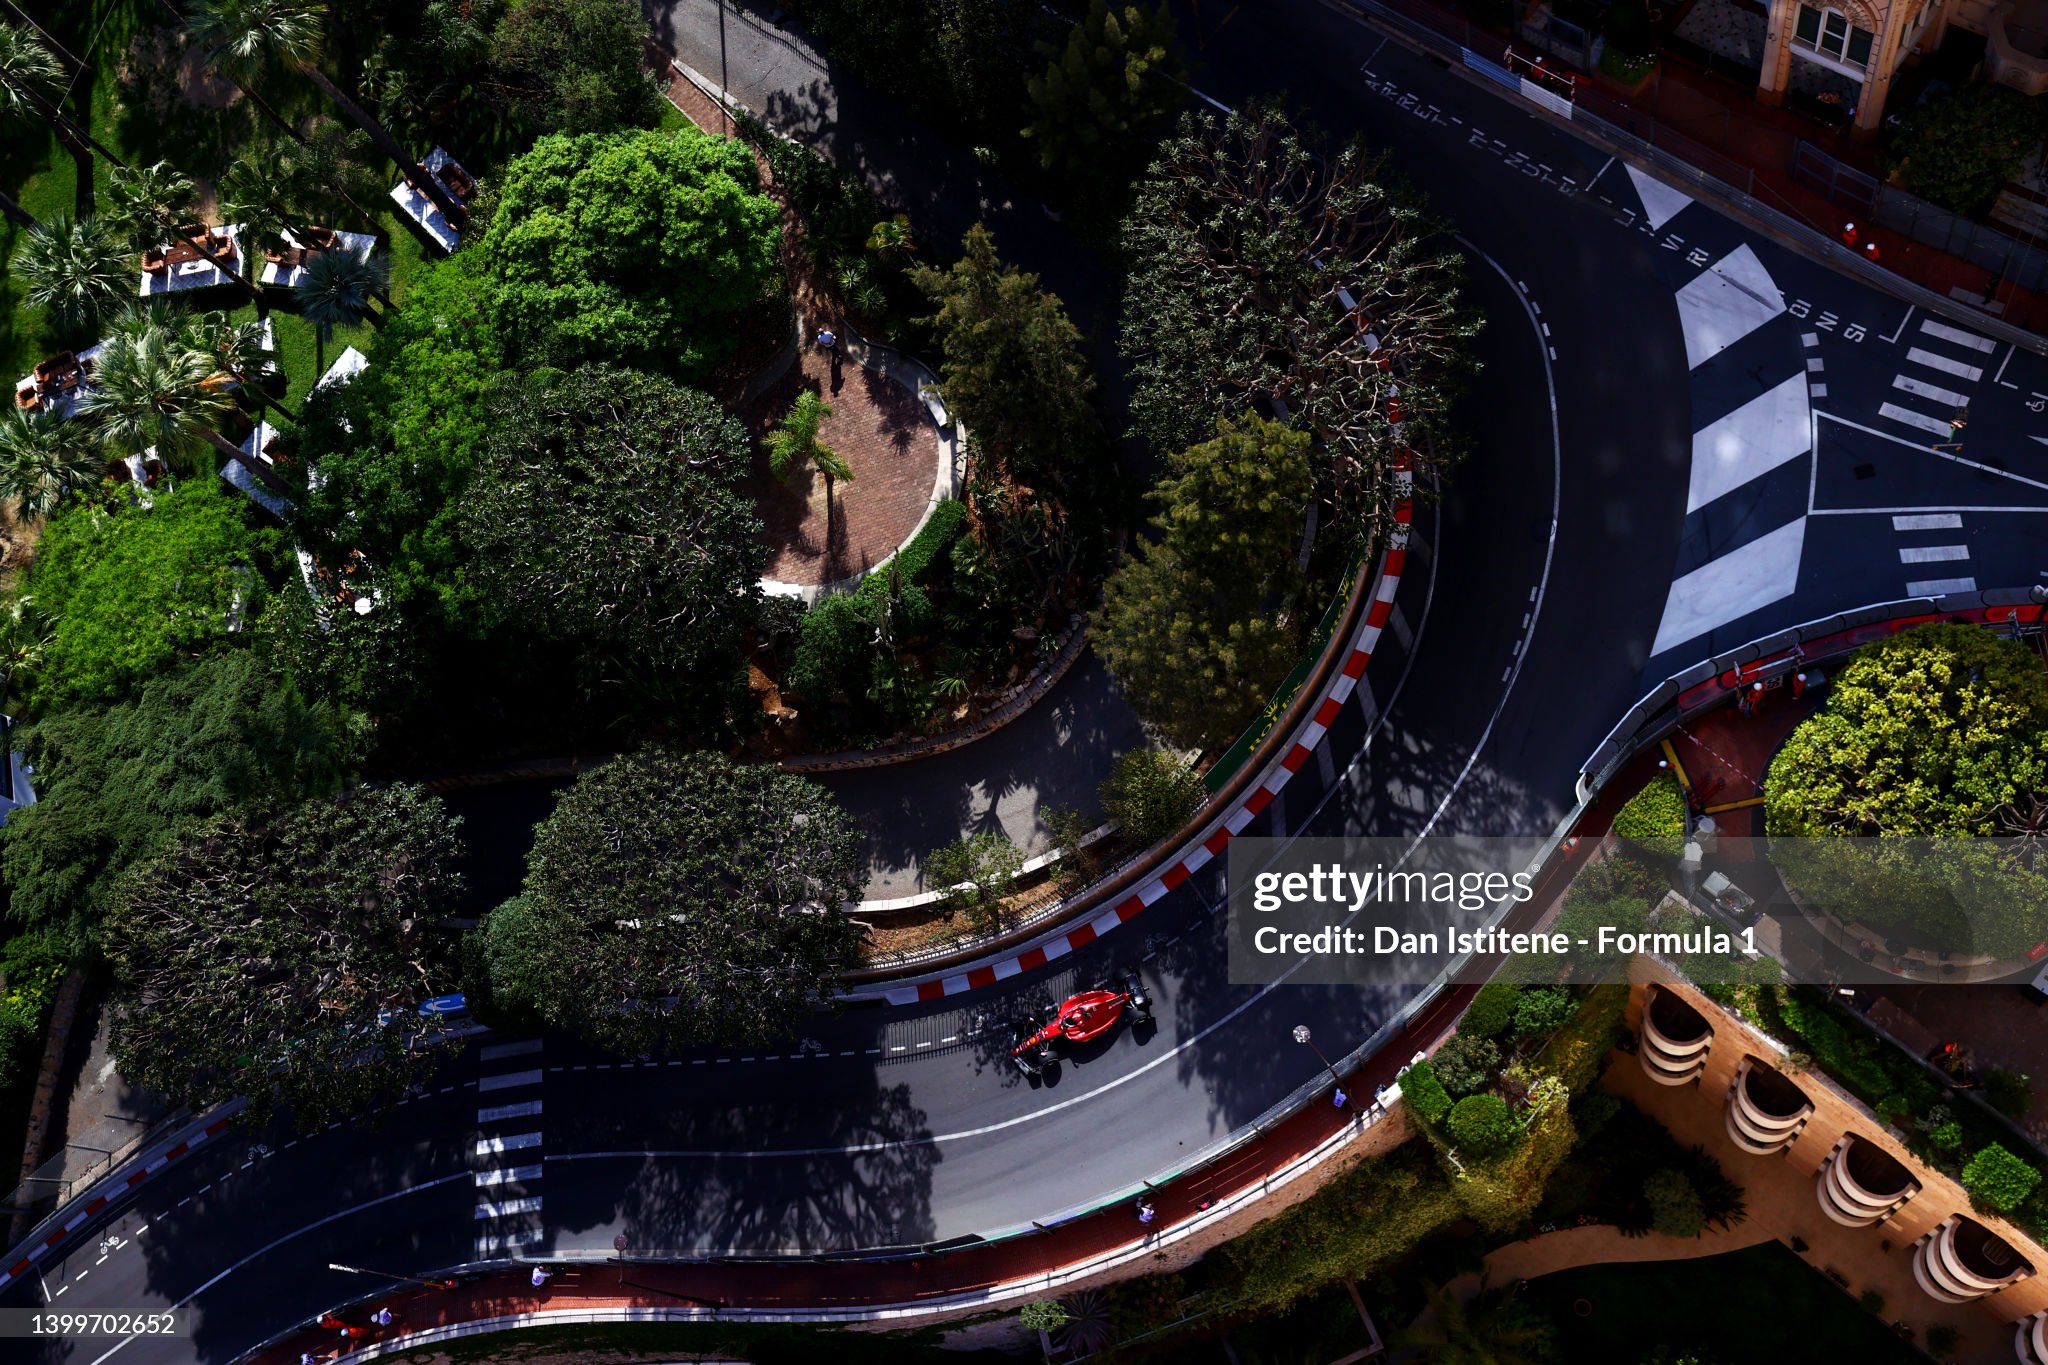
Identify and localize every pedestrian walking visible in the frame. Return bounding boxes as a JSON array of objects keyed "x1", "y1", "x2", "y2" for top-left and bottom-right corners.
[
  {"x1": 1333, "y1": 1088, "x2": 1348, "y2": 1108},
  {"x1": 1792, "y1": 671, "x2": 1807, "y2": 700},
  {"x1": 1865, "y1": 240, "x2": 1882, "y2": 264},
  {"x1": 370, "y1": 1308, "x2": 393, "y2": 1327},
  {"x1": 1136, "y1": 1200, "x2": 1156, "y2": 1225},
  {"x1": 530, "y1": 1266, "x2": 552, "y2": 1288},
  {"x1": 1841, "y1": 222, "x2": 1859, "y2": 248},
  {"x1": 1736, "y1": 687, "x2": 1752, "y2": 717},
  {"x1": 1749, "y1": 681, "x2": 1765, "y2": 715},
  {"x1": 816, "y1": 325, "x2": 841, "y2": 384},
  {"x1": 301, "y1": 1353, "x2": 319, "y2": 1364}
]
